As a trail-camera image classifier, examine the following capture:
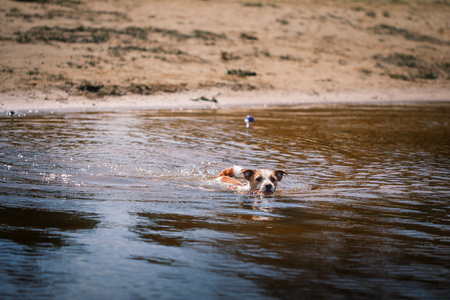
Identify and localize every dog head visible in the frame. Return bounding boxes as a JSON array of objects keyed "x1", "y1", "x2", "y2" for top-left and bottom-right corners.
[{"x1": 241, "y1": 169, "x2": 287, "y2": 194}]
